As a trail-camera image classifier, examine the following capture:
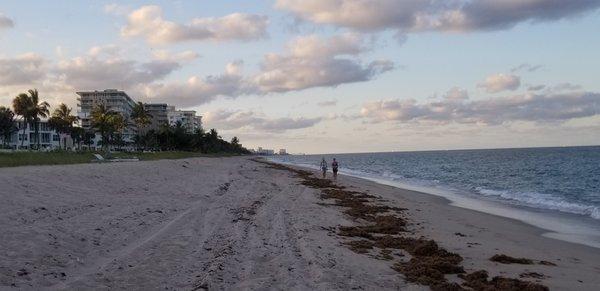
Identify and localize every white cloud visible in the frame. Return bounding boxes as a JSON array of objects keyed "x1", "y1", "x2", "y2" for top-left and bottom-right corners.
[
  {"x1": 0, "y1": 13, "x2": 14, "y2": 30},
  {"x1": 318, "y1": 99, "x2": 338, "y2": 107},
  {"x1": 104, "y1": 4, "x2": 132, "y2": 16},
  {"x1": 141, "y1": 34, "x2": 394, "y2": 108},
  {"x1": 152, "y1": 50, "x2": 200, "y2": 62},
  {"x1": 56, "y1": 49, "x2": 182, "y2": 91},
  {"x1": 141, "y1": 62, "x2": 252, "y2": 107},
  {"x1": 253, "y1": 34, "x2": 393, "y2": 92},
  {"x1": 0, "y1": 53, "x2": 46, "y2": 86},
  {"x1": 361, "y1": 91, "x2": 600, "y2": 125},
  {"x1": 478, "y1": 73, "x2": 521, "y2": 93},
  {"x1": 276, "y1": 0, "x2": 600, "y2": 33},
  {"x1": 121, "y1": 5, "x2": 268, "y2": 44},
  {"x1": 87, "y1": 44, "x2": 121, "y2": 58},
  {"x1": 444, "y1": 87, "x2": 469, "y2": 101},
  {"x1": 204, "y1": 109, "x2": 322, "y2": 132}
]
